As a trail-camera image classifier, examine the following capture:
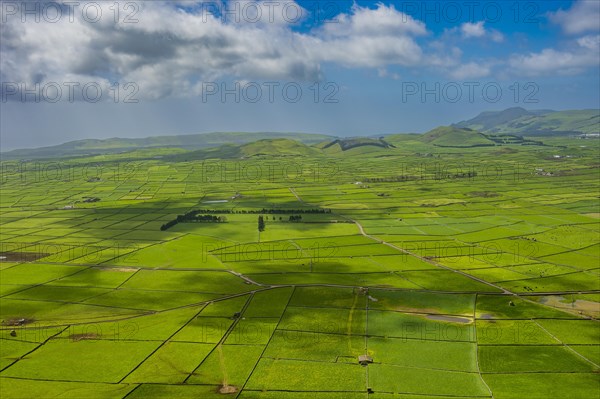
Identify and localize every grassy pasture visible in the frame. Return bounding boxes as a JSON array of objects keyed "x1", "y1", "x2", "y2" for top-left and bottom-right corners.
[{"x1": 1, "y1": 135, "x2": 599, "y2": 397}]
